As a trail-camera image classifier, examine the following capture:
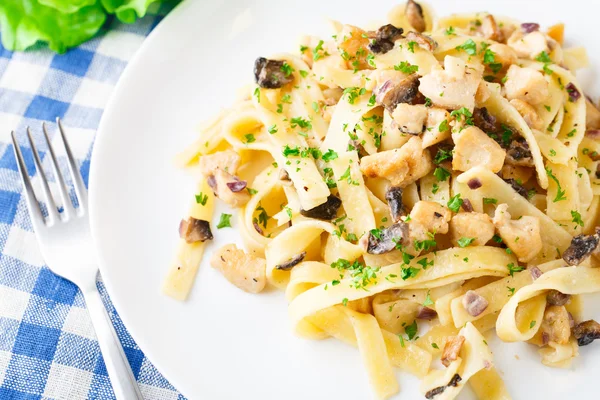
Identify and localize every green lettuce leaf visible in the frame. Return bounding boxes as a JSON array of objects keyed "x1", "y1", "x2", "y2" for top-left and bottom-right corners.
[
  {"x1": 38, "y1": 0, "x2": 97, "y2": 14},
  {"x1": 0, "y1": 0, "x2": 106, "y2": 53},
  {"x1": 101, "y1": 0, "x2": 163, "y2": 24}
]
